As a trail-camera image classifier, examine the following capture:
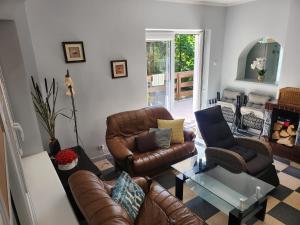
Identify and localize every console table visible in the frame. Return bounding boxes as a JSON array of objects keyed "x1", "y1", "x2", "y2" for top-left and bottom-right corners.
[
  {"x1": 52, "y1": 146, "x2": 101, "y2": 222},
  {"x1": 22, "y1": 151, "x2": 79, "y2": 225}
]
